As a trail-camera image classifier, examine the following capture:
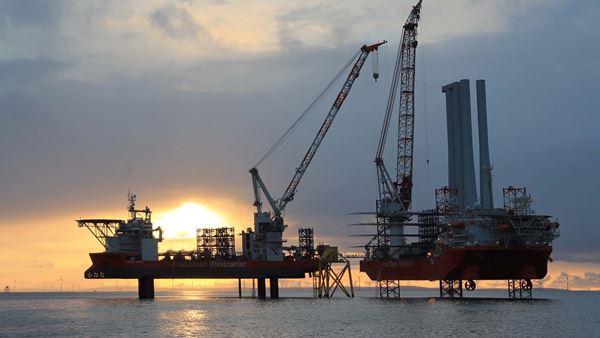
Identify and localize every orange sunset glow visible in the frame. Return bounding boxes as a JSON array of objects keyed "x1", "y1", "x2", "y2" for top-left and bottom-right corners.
[{"x1": 156, "y1": 202, "x2": 225, "y2": 240}]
